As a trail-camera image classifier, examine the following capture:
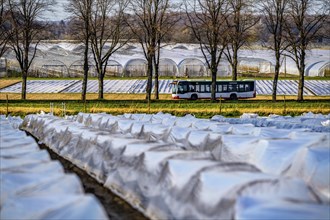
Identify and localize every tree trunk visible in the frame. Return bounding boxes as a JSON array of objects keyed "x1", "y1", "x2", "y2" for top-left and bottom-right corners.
[
  {"x1": 82, "y1": 39, "x2": 89, "y2": 101},
  {"x1": 232, "y1": 47, "x2": 238, "y2": 81},
  {"x1": 154, "y1": 63, "x2": 159, "y2": 100},
  {"x1": 82, "y1": 61, "x2": 88, "y2": 101},
  {"x1": 98, "y1": 73, "x2": 104, "y2": 100},
  {"x1": 211, "y1": 53, "x2": 217, "y2": 101},
  {"x1": 211, "y1": 67, "x2": 217, "y2": 101},
  {"x1": 297, "y1": 71, "x2": 304, "y2": 101},
  {"x1": 146, "y1": 56, "x2": 153, "y2": 101},
  {"x1": 272, "y1": 51, "x2": 281, "y2": 102},
  {"x1": 154, "y1": 40, "x2": 161, "y2": 100},
  {"x1": 21, "y1": 70, "x2": 27, "y2": 100},
  {"x1": 97, "y1": 61, "x2": 104, "y2": 100},
  {"x1": 297, "y1": 51, "x2": 305, "y2": 101},
  {"x1": 22, "y1": 39, "x2": 29, "y2": 100}
]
